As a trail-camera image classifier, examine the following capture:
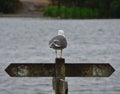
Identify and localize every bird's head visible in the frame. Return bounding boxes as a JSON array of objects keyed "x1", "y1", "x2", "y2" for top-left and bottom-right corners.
[{"x1": 58, "y1": 30, "x2": 65, "y2": 37}]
